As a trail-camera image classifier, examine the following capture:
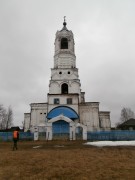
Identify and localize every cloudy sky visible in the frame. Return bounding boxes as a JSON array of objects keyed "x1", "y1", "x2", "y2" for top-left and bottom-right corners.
[{"x1": 0, "y1": 0, "x2": 135, "y2": 127}]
